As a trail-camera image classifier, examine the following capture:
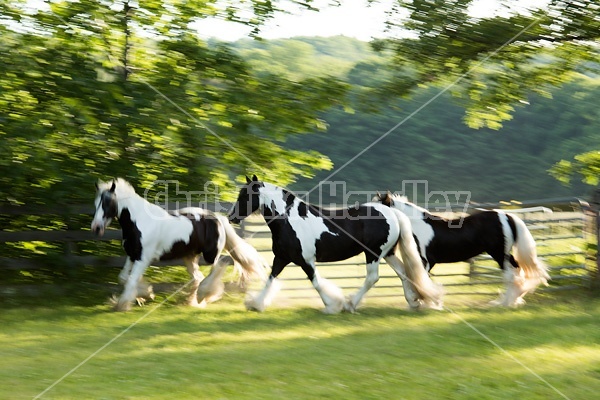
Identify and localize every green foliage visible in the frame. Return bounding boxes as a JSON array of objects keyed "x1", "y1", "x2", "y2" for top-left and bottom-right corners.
[
  {"x1": 0, "y1": 2, "x2": 347, "y2": 283},
  {"x1": 379, "y1": 0, "x2": 600, "y2": 125},
  {"x1": 0, "y1": 1, "x2": 344, "y2": 209},
  {"x1": 376, "y1": 0, "x2": 600, "y2": 186},
  {"x1": 232, "y1": 35, "x2": 374, "y2": 81},
  {"x1": 290, "y1": 71, "x2": 597, "y2": 202},
  {"x1": 550, "y1": 151, "x2": 600, "y2": 186}
]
